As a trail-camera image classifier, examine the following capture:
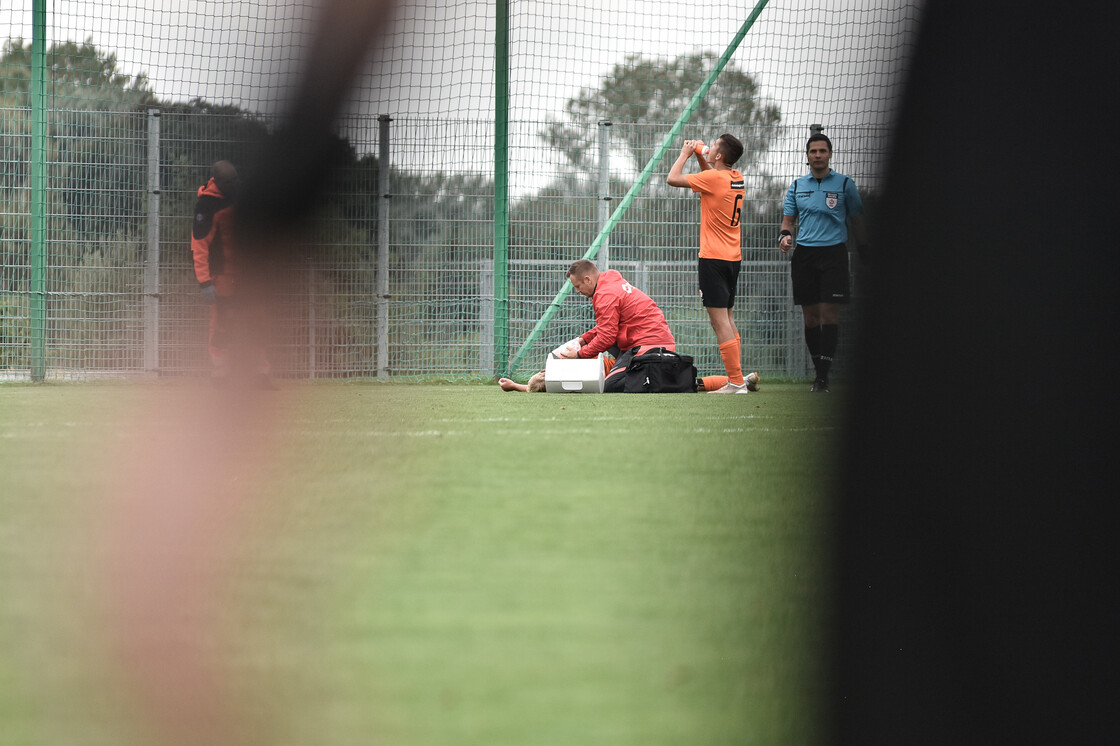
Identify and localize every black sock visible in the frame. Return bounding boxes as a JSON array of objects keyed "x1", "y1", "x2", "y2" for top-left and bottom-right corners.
[
  {"x1": 819, "y1": 324, "x2": 839, "y2": 382},
  {"x1": 805, "y1": 325, "x2": 823, "y2": 380},
  {"x1": 804, "y1": 325, "x2": 822, "y2": 358}
]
